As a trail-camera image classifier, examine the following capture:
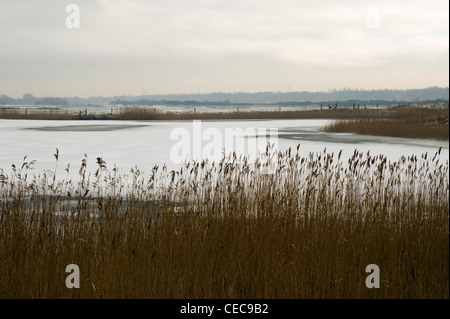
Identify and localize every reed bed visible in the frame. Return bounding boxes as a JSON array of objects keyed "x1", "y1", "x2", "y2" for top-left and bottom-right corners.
[
  {"x1": 326, "y1": 106, "x2": 449, "y2": 140},
  {"x1": 91, "y1": 104, "x2": 450, "y2": 123},
  {"x1": 0, "y1": 146, "x2": 448, "y2": 299},
  {"x1": 115, "y1": 107, "x2": 385, "y2": 121},
  {"x1": 1, "y1": 106, "x2": 380, "y2": 121},
  {"x1": 326, "y1": 119, "x2": 449, "y2": 140},
  {"x1": 1, "y1": 105, "x2": 446, "y2": 122},
  {"x1": 0, "y1": 110, "x2": 77, "y2": 120}
]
